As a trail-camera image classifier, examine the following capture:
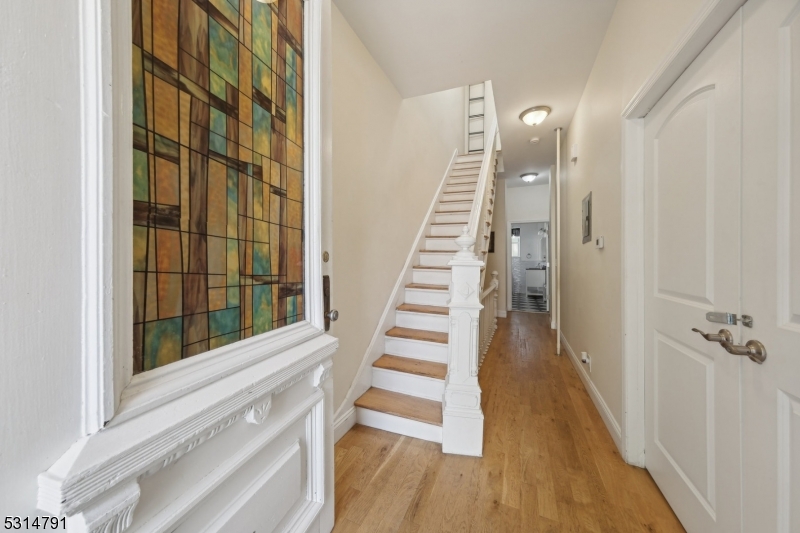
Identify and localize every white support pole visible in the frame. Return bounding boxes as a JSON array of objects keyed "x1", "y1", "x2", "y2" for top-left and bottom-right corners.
[
  {"x1": 555, "y1": 127, "x2": 562, "y2": 356},
  {"x1": 442, "y1": 227, "x2": 485, "y2": 457}
]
